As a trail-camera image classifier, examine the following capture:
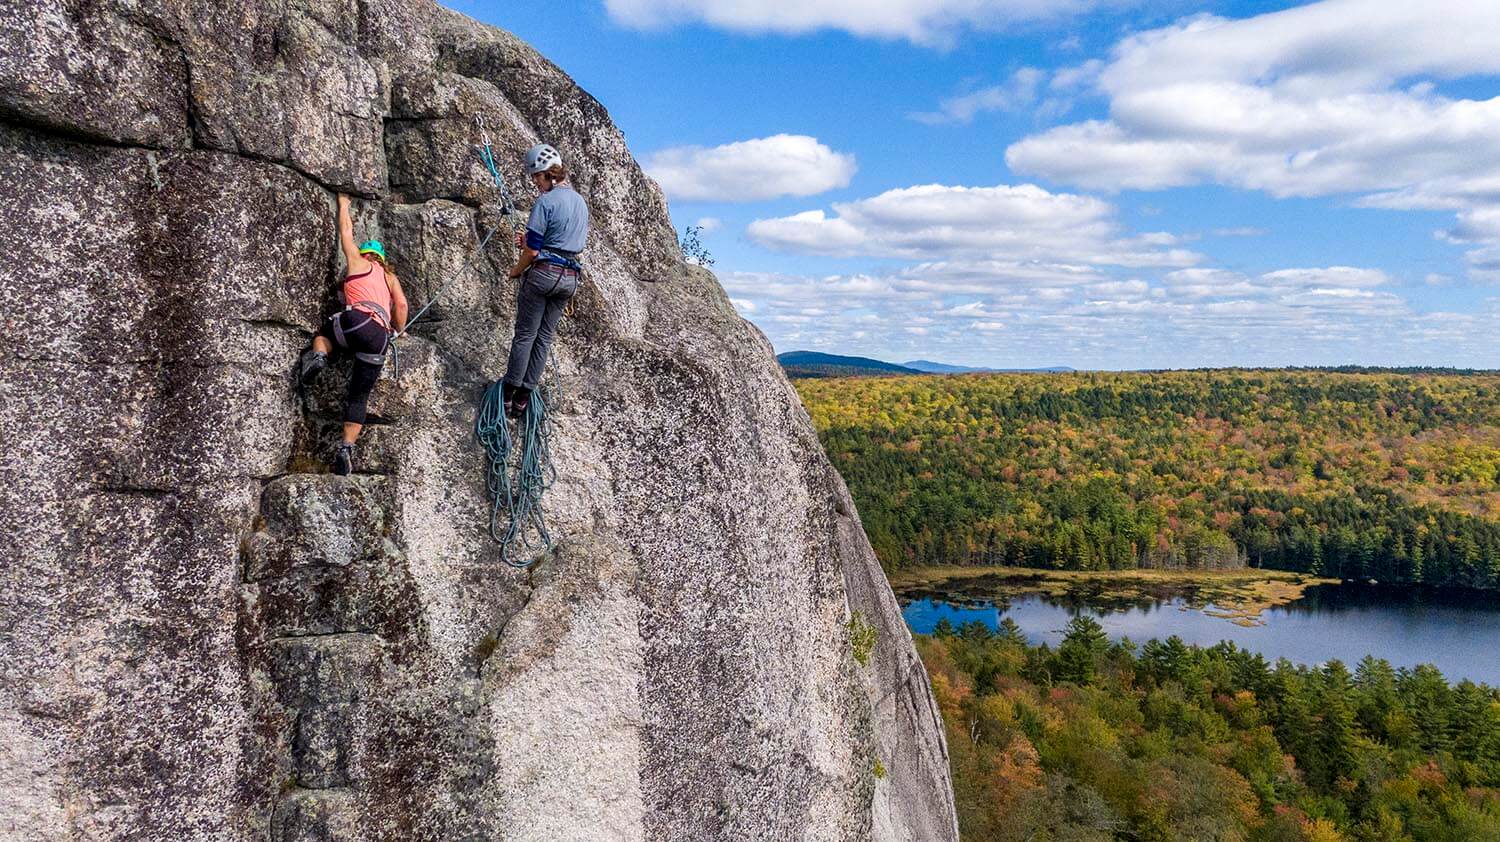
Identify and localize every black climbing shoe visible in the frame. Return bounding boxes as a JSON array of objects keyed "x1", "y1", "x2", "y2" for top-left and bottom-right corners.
[
  {"x1": 508, "y1": 387, "x2": 531, "y2": 419},
  {"x1": 502, "y1": 382, "x2": 517, "y2": 417},
  {"x1": 332, "y1": 443, "x2": 354, "y2": 476},
  {"x1": 299, "y1": 350, "x2": 327, "y2": 386}
]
